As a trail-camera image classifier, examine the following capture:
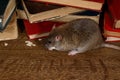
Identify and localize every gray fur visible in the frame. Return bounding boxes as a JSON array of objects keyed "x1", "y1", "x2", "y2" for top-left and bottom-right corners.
[{"x1": 45, "y1": 18, "x2": 120, "y2": 55}]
